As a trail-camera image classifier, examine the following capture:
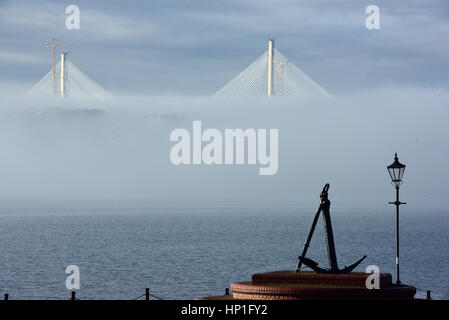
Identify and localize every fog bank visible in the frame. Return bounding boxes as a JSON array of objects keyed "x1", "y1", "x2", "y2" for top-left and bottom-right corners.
[{"x1": 0, "y1": 87, "x2": 448, "y2": 212}]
